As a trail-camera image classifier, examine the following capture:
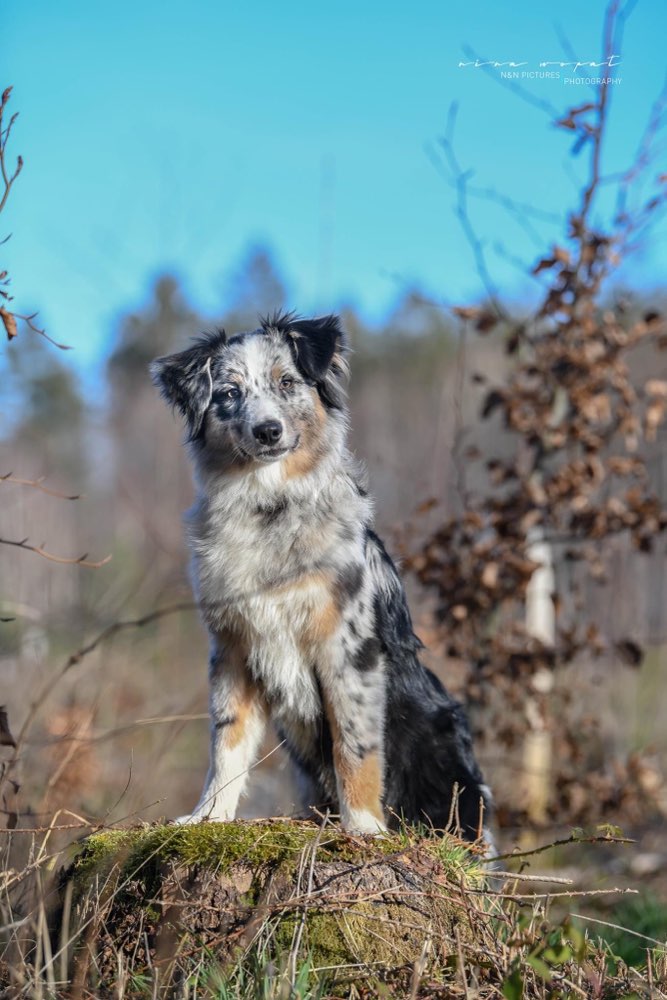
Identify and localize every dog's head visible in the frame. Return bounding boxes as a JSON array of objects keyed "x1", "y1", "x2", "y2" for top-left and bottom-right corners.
[{"x1": 150, "y1": 312, "x2": 348, "y2": 473}]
